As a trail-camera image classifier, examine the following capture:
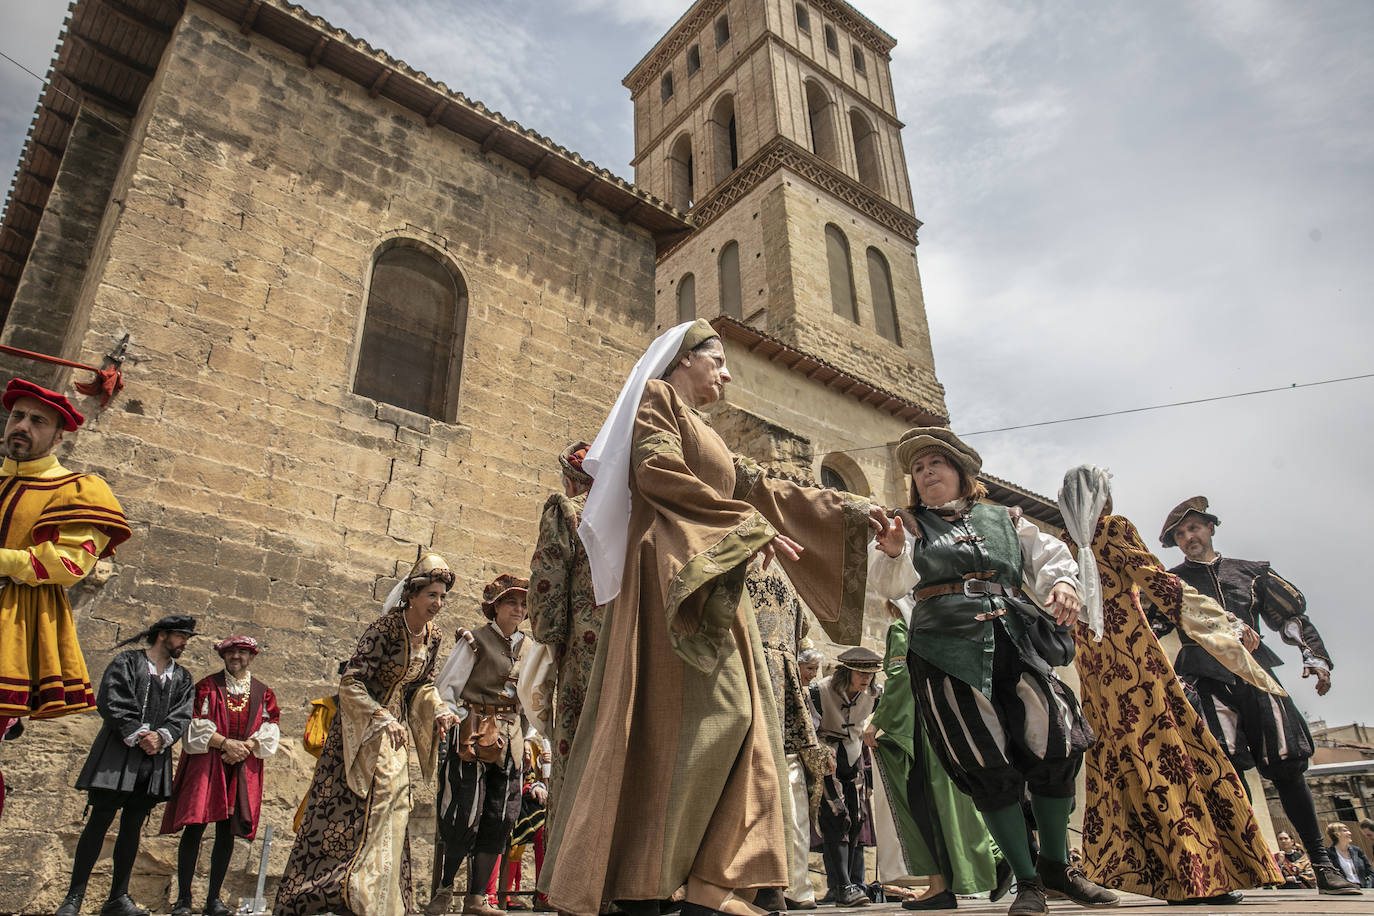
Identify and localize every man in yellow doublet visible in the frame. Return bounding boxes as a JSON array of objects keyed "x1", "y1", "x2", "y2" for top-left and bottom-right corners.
[{"x1": 0, "y1": 378, "x2": 131, "y2": 719}]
